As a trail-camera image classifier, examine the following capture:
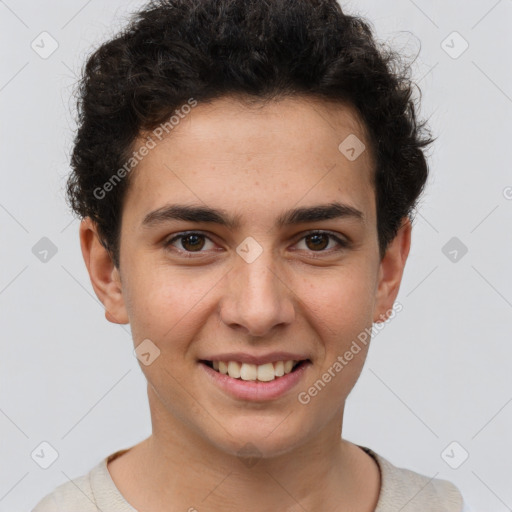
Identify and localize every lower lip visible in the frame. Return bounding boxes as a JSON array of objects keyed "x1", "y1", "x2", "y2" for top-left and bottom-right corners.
[{"x1": 199, "y1": 361, "x2": 311, "y2": 401}]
